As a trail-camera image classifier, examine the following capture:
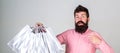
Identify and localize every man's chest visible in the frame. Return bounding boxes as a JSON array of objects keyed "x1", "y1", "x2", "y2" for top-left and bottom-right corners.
[{"x1": 66, "y1": 33, "x2": 95, "y2": 50}]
